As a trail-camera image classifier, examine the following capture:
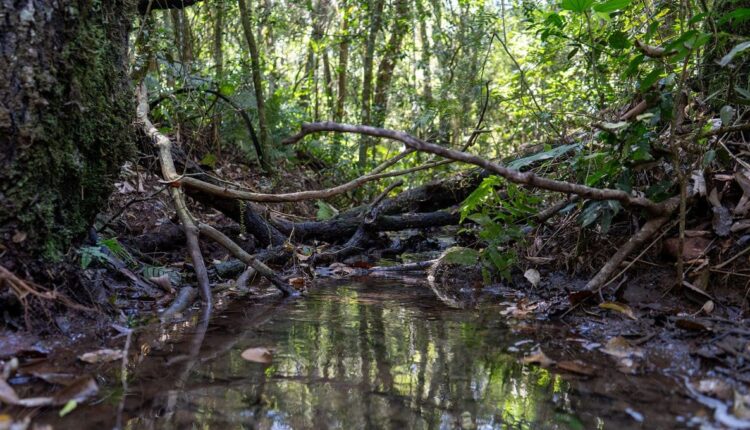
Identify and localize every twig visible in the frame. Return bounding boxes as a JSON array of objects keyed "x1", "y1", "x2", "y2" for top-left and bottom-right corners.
[
  {"x1": 585, "y1": 215, "x2": 672, "y2": 292},
  {"x1": 197, "y1": 223, "x2": 298, "y2": 296}
]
